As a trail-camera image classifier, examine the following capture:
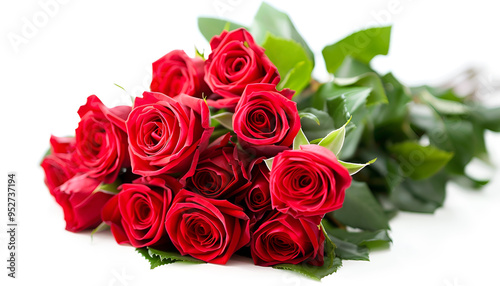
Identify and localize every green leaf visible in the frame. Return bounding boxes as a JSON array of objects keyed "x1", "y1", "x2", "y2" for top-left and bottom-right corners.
[
  {"x1": 197, "y1": 17, "x2": 247, "y2": 42},
  {"x1": 309, "y1": 138, "x2": 322, "y2": 144},
  {"x1": 264, "y1": 157, "x2": 274, "y2": 171},
  {"x1": 251, "y1": 2, "x2": 314, "y2": 63},
  {"x1": 366, "y1": 151, "x2": 404, "y2": 194},
  {"x1": 410, "y1": 107, "x2": 476, "y2": 175},
  {"x1": 262, "y1": 34, "x2": 313, "y2": 95},
  {"x1": 339, "y1": 124, "x2": 365, "y2": 160},
  {"x1": 339, "y1": 158, "x2": 377, "y2": 175},
  {"x1": 317, "y1": 84, "x2": 372, "y2": 111},
  {"x1": 391, "y1": 171, "x2": 447, "y2": 213},
  {"x1": 90, "y1": 222, "x2": 110, "y2": 240},
  {"x1": 148, "y1": 247, "x2": 204, "y2": 264},
  {"x1": 315, "y1": 84, "x2": 372, "y2": 128},
  {"x1": 323, "y1": 26, "x2": 392, "y2": 74},
  {"x1": 318, "y1": 117, "x2": 351, "y2": 155},
  {"x1": 299, "y1": 107, "x2": 336, "y2": 141},
  {"x1": 335, "y1": 56, "x2": 375, "y2": 78},
  {"x1": 373, "y1": 73, "x2": 412, "y2": 127},
  {"x1": 441, "y1": 119, "x2": 476, "y2": 175},
  {"x1": 136, "y1": 248, "x2": 169, "y2": 270},
  {"x1": 194, "y1": 46, "x2": 205, "y2": 60},
  {"x1": 333, "y1": 181, "x2": 390, "y2": 231},
  {"x1": 137, "y1": 247, "x2": 204, "y2": 270},
  {"x1": 337, "y1": 229, "x2": 391, "y2": 250},
  {"x1": 293, "y1": 128, "x2": 309, "y2": 150},
  {"x1": 323, "y1": 221, "x2": 391, "y2": 250},
  {"x1": 314, "y1": 83, "x2": 373, "y2": 160},
  {"x1": 328, "y1": 236, "x2": 369, "y2": 261},
  {"x1": 388, "y1": 141, "x2": 454, "y2": 180},
  {"x1": 93, "y1": 179, "x2": 121, "y2": 195},
  {"x1": 471, "y1": 106, "x2": 500, "y2": 132},
  {"x1": 322, "y1": 220, "x2": 391, "y2": 261},
  {"x1": 299, "y1": 111, "x2": 320, "y2": 125},
  {"x1": 313, "y1": 82, "x2": 372, "y2": 158},
  {"x1": 211, "y1": 112, "x2": 233, "y2": 130},
  {"x1": 451, "y1": 174, "x2": 490, "y2": 190},
  {"x1": 418, "y1": 90, "x2": 469, "y2": 115},
  {"x1": 334, "y1": 73, "x2": 388, "y2": 106},
  {"x1": 273, "y1": 225, "x2": 342, "y2": 280}
]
